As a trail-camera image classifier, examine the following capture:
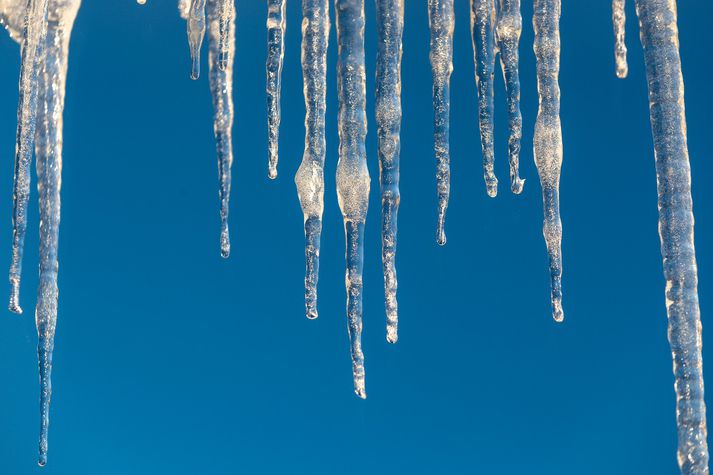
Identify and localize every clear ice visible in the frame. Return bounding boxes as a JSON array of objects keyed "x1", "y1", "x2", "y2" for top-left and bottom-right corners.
[
  {"x1": 266, "y1": 0, "x2": 286, "y2": 179},
  {"x1": 187, "y1": 0, "x2": 207, "y2": 80},
  {"x1": 216, "y1": 0, "x2": 234, "y2": 70},
  {"x1": 532, "y1": 0, "x2": 563, "y2": 322},
  {"x1": 427, "y1": 0, "x2": 454, "y2": 246},
  {"x1": 636, "y1": 0, "x2": 709, "y2": 472},
  {"x1": 295, "y1": 0, "x2": 329, "y2": 320},
  {"x1": 374, "y1": 0, "x2": 403, "y2": 343},
  {"x1": 612, "y1": 0, "x2": 628, "y2": 79},
  {"x1": 335, "y1": 0, "x2": 370, "y2": 399}
]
